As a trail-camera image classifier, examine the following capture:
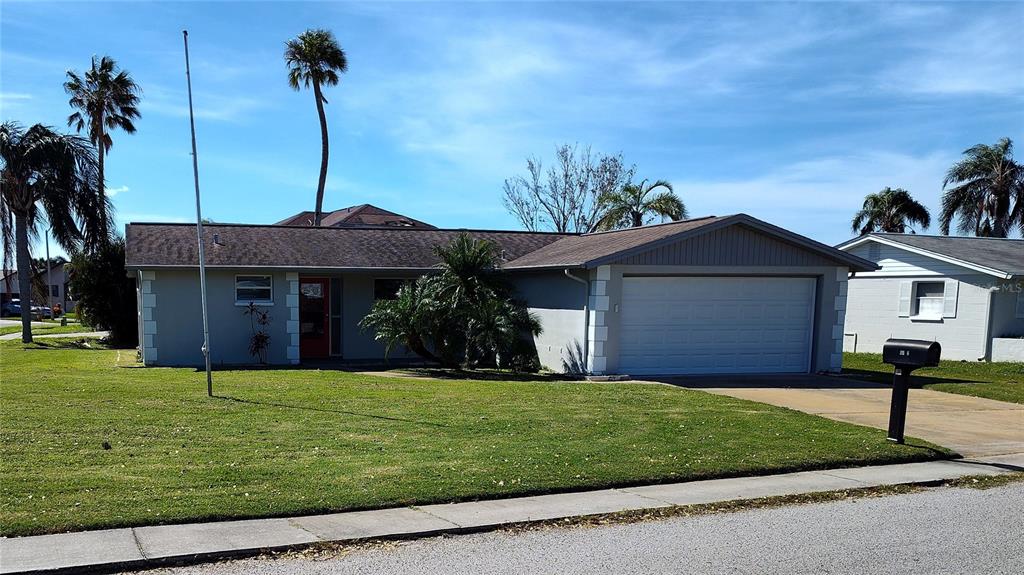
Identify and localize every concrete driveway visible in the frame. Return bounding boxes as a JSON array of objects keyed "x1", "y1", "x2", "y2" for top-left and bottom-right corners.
[{"x1": 657, "y1": 375, "x2": 1024, "y2": 458}]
